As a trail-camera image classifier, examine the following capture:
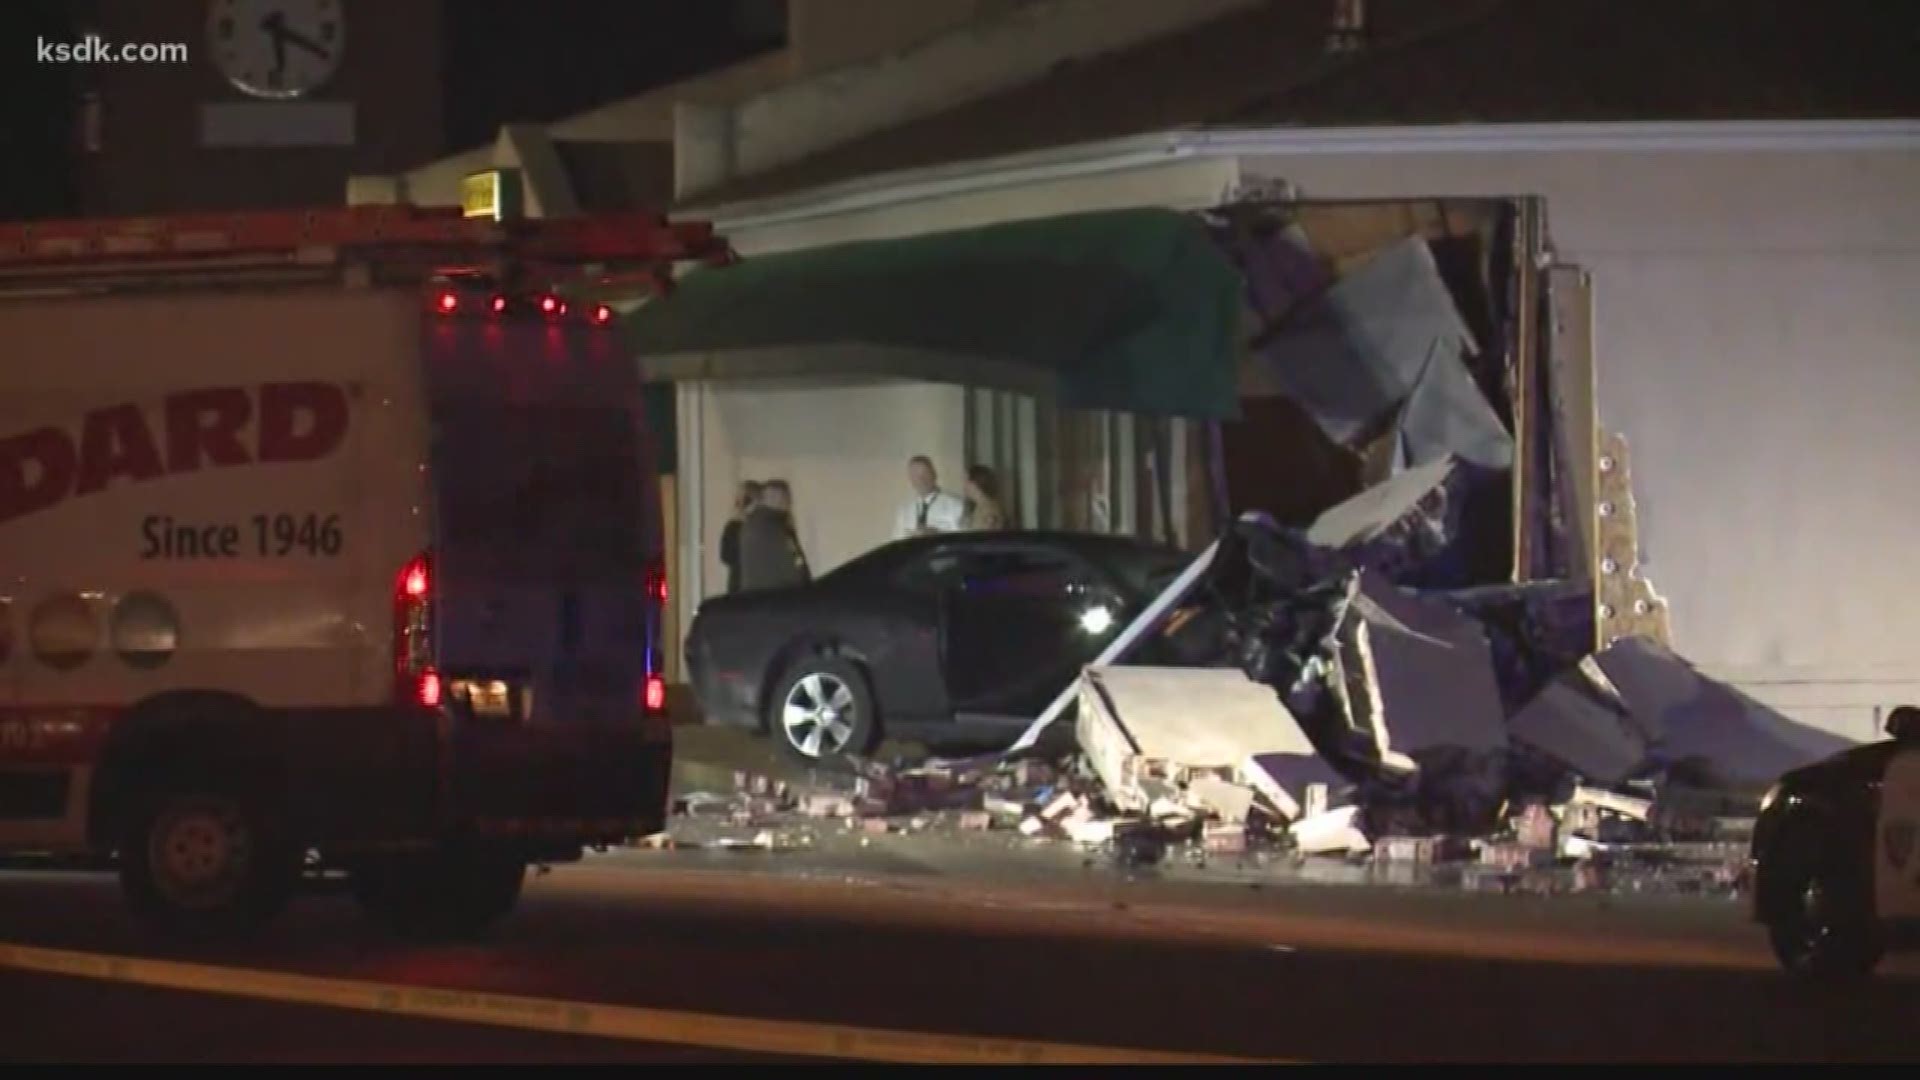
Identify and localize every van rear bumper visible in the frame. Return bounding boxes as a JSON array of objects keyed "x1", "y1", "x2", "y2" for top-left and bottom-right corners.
[{"x1": 448, "y1": 716, "x2": 674, "y2": 845}]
